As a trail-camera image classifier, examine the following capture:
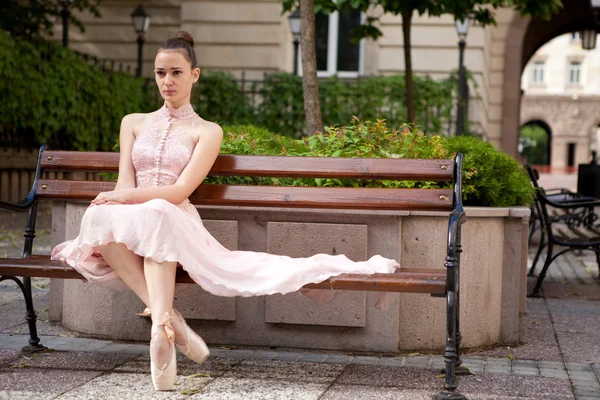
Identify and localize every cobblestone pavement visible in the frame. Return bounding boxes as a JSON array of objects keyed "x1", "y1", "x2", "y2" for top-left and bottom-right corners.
[{"x1": 1, "y1": 202, "x2": 600, "y2": 398}]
